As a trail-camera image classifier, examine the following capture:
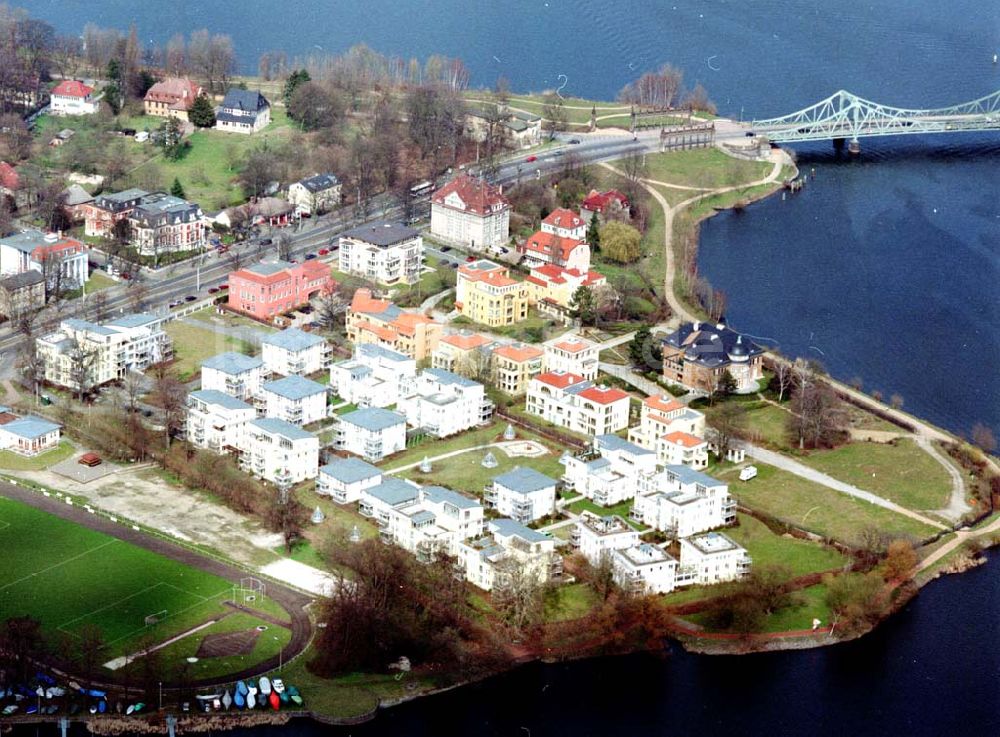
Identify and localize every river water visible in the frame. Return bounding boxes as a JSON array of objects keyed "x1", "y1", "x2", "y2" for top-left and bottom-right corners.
[{"x1": 12, "y1": 0, "x2": 1000, "y2": 732}]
